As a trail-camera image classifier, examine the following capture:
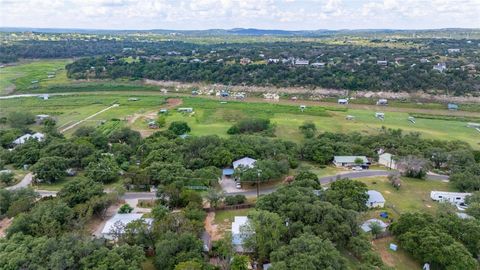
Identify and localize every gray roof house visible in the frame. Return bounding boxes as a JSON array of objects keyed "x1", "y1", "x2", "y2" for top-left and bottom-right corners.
[
  {"x1": 333, "y1": 156, "x2": 369, "y2": 167},
  {"x1": 361, "y1": 219, "x2": 388, "y2": 232}
]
